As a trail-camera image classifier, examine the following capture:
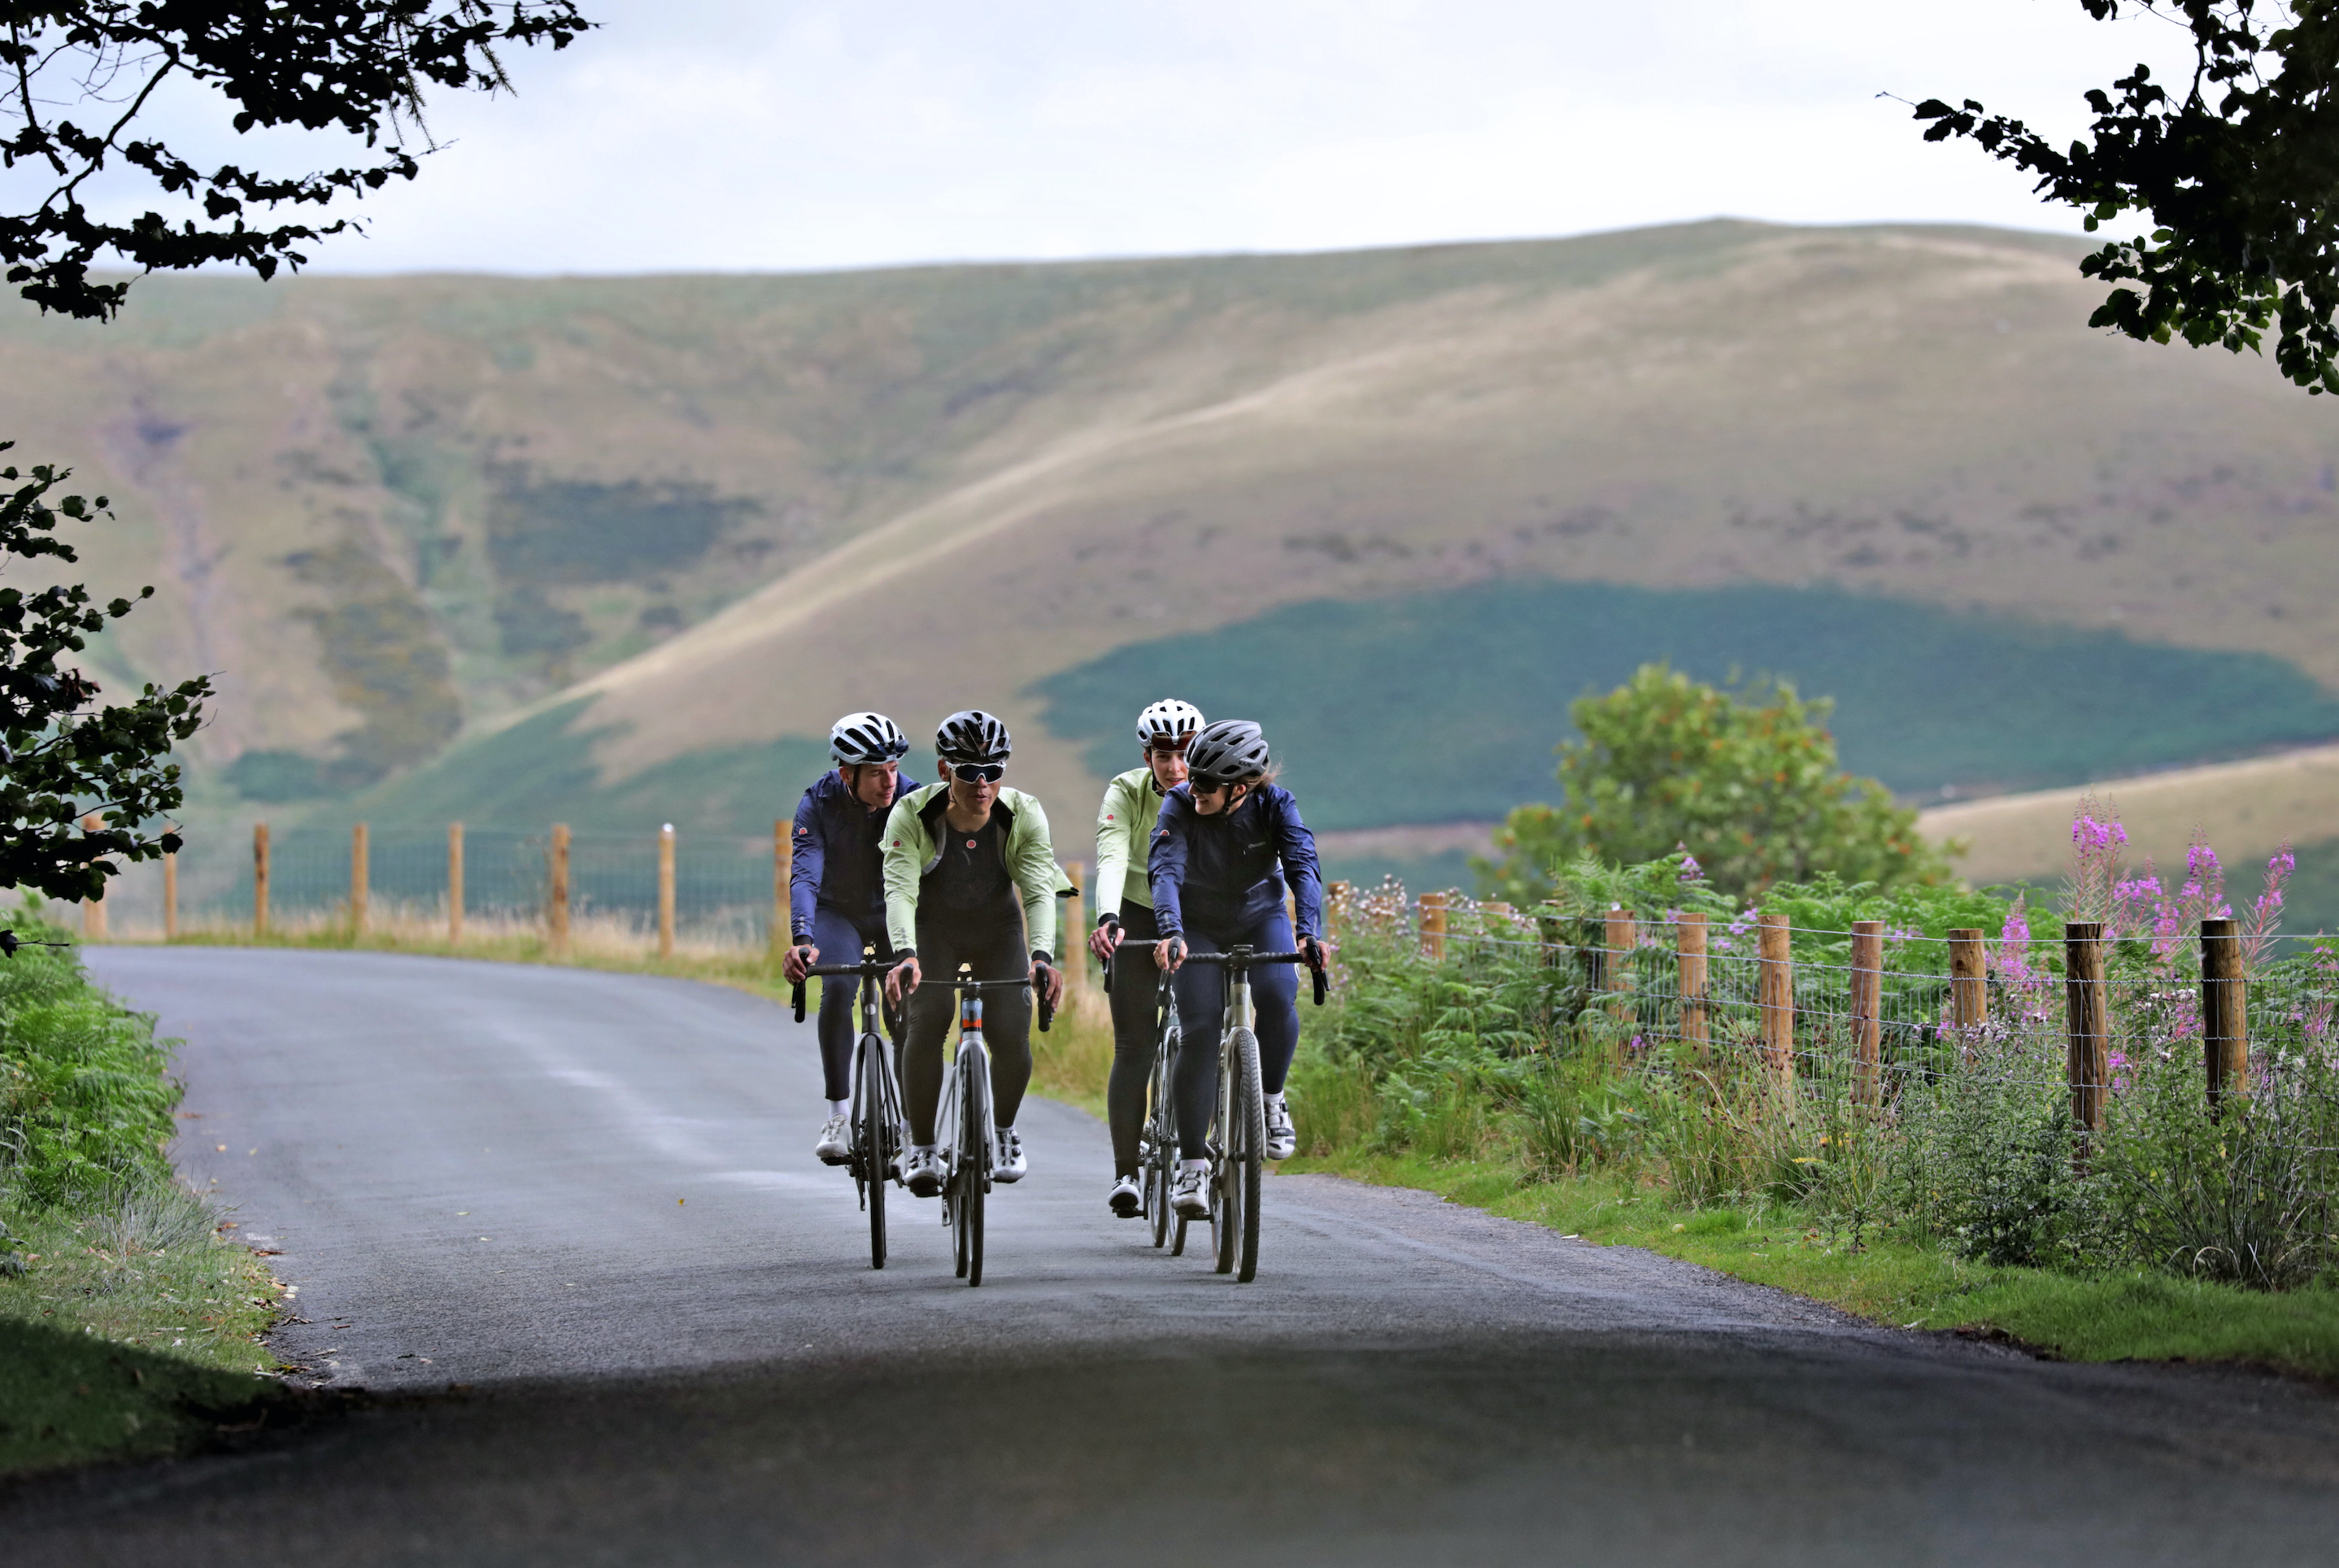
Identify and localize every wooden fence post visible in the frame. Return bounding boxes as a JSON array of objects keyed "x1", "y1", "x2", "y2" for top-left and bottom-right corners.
[
  {"x1": 2064, "y1": 921, "x2": 2109, "y2": 1152},
  {"x1": 773, "y1": 818, "x2": 791, "y2": 959},
  {"x1": 1949, "y1": 926, "x2": 1986, "y2": 1063},
  {"x1": 1677, "y1": 912, "x2": 1709, "y2": 1064},
  {"x1": 79, "y1": 814, "x2": 106, "y2": 940},
  {"x1": 657, "y1": 823, "x2": 676, "y2": 960},
  {"x1": 447, "y1": 823, "x2": 464, "y2": 945},
  {"x1": 1603, "y1": 905, "x2": 1636, "y2": 1025},
  {"x1": 350, "y1": 822, "x2": 369, "y2": 938},
  {"x1": 161, "y1": 848, "x2": 177, "y2": 941},
  {"x1": 1419, "y1": 891, "x2": 1448, "y2": 961},
  {"x1": 253, "y1": 823, "x2": 270, "y2": 938},
  {"x1": 1758, "y1": 911, "x2": 1793, "y2": 1082},
  {"x1": 1851, "y1": 920, "x2": 1884, "y2": 1108},
  {"x1": 2200, "y1": 917, "x2": 2247, "y2": 1111},
  {"x1": 1064, "y1": 860, "x2": 1086, "y2": 989},
  {"x1": 547, "y1": 823, "x2": 571, "y2": 958}
]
